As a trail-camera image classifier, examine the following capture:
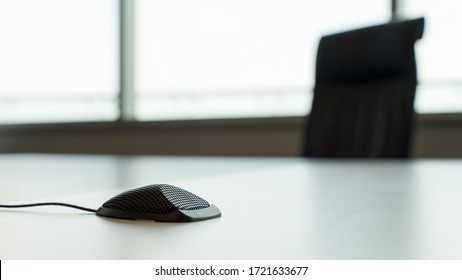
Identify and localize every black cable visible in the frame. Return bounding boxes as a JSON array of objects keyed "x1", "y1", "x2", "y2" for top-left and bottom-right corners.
[{"x1": 0, "y1": 203, "x2": 96, "y2": 213}]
